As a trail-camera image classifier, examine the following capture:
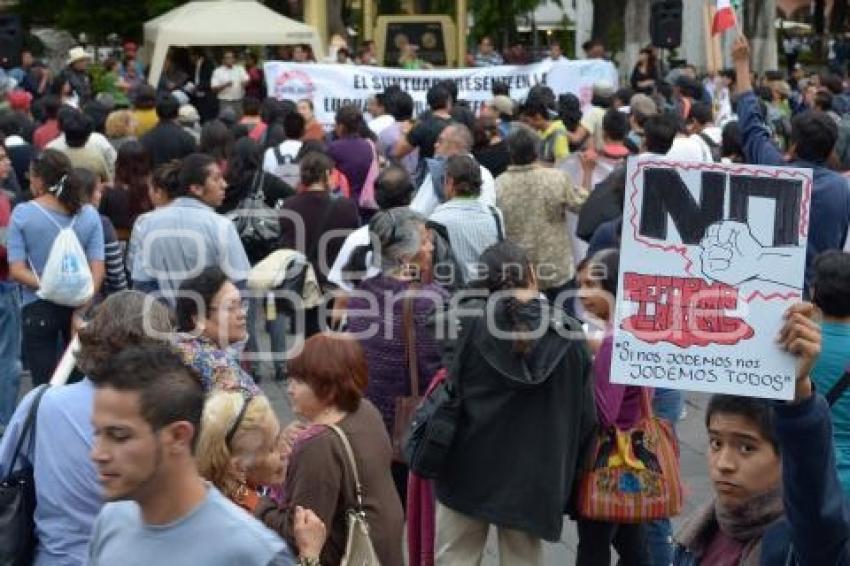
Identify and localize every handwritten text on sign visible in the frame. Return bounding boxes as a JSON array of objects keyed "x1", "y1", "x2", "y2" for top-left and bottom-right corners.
[{"x1": 610, "y1": 159, "x2": 812, "y2": 400}]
